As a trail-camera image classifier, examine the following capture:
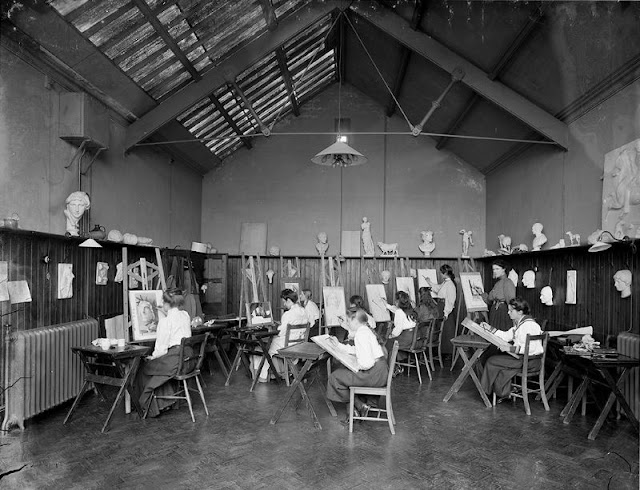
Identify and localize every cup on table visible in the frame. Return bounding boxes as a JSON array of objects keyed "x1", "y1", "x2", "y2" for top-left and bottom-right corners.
[{"x1": 117, "y1": 338, "x2": 125, "y2": 347}]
